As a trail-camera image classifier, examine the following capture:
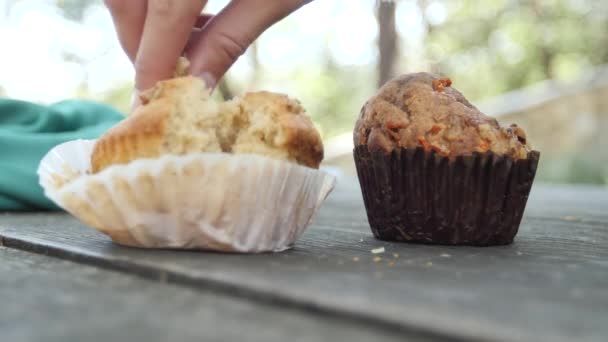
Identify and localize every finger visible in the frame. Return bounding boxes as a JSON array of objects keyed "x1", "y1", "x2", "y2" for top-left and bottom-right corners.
[
  {"x1": 186, "y1": 0, "x2": 312, "y2": 87},
  {"x1": 104, "y1": 0, "x2": 147, "y2": 63},
  {"x1": 185, "y1": 14, "x2": 215, "y2": 53},
  {"x1": 134, "y1": 0, "x2": 207, "y2": 91}
]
